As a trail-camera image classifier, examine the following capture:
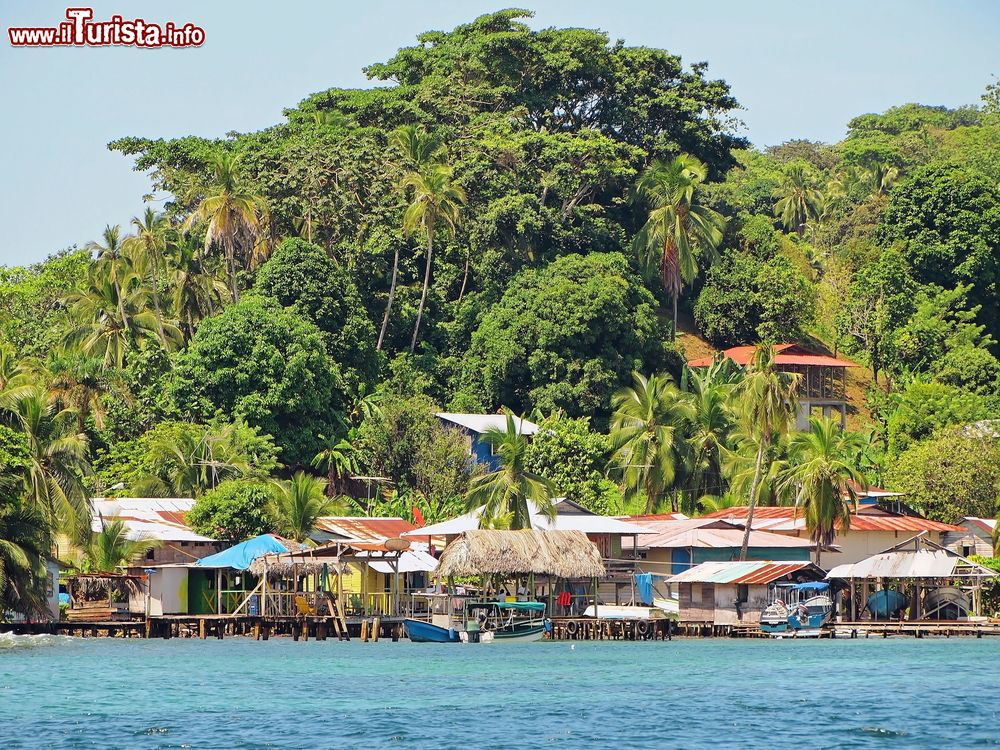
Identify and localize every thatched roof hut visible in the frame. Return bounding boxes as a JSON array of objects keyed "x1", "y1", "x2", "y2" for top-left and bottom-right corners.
[{"x1": 435, "y1": 529, "x2": 606, "y2": 579}]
